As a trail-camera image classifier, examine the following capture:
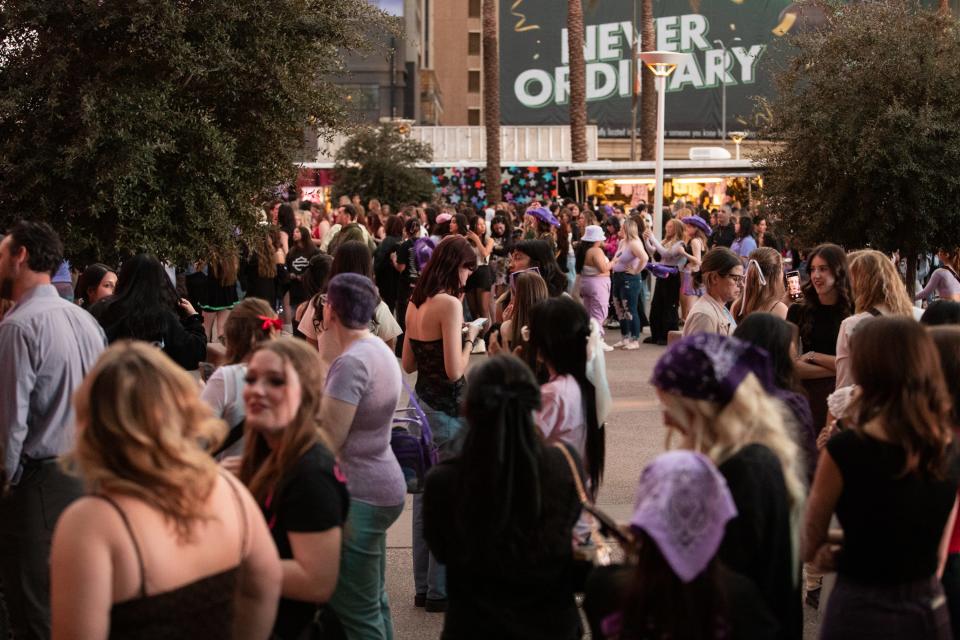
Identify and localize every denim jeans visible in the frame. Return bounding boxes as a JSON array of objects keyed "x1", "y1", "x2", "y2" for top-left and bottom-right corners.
[
  {"x1": 329, "y1": 499, "x2": 404, "y2": 640},
  {"x1": 412, "y1": 493, "x2": 446, "y2": 600},
  {"x1": 612, "y1": 271, "x2": 645, "y2": 339}
]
